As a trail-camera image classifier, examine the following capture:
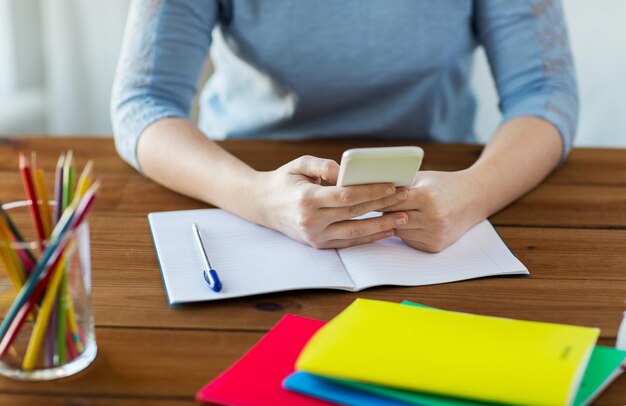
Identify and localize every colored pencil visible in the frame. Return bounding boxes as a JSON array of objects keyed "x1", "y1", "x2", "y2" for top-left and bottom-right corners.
[
  {"x1": 19, "y1": 153, "x2": 45, "y2": 252},
  {"x1": 66, "y1": 292, "x2": 84, "y2": 352},
  {"x1": 32, "y1": 153, "x2": 52, "y2": 238},
  {"x1": 13, "y1": 245, "x2": 35, "y2": 277},
  {"x1": 53, "y1": 153, "x2": 65, "y2": 225},
  {"x1": 70, "y1": 180, "x2": 101, "y2": 227},
  {"x1": 60, "y1": 159, "x2": 94, "y2": 356},
  {"x1": 0, "y1": 199, "x2": 37, "y2": 272},
  {"x1": 0, "y1": 244, "x2": 22, "y2": 293},
  {"x1": 55, "y1": 269, "x2": 68, "y2": 365},
  {"x1": 72, "y1": 160, "x2": 93, "y2": 204},
  {"x1": 57, "y1": 151, "x2": 74, "y2": 364},
  {"x1": 68, "y1": 167, "x2": 75, "y2": 205},
  {"x1": 65, "y1": 328, "x2": 78, "y2": 361},
  {"x1": 0, "y1": 219, "x2": 25, "y2": 291},
  {"x1": 62, "y1": 150, "x2": 74, "y2": 212},
  {"x1": 44, "y1": 297, "x2": 58, "y2": 367},
  {"x1": 48, "y1": 152, "x2": 65, "y2": 363},
  {"x1": 22, "y1": 253, "x2": 68, "y2": 370}
]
